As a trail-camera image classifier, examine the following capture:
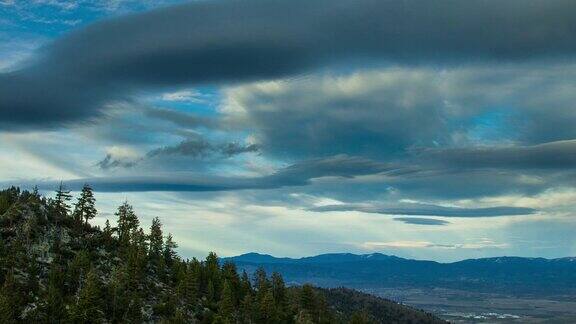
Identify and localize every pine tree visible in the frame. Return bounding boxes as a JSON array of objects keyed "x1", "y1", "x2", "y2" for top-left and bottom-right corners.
[
  {"x1": 108, "y1": 266, "x2": 126, "y2": 323},
  {"x1": 0, "y1": 271, "x2": 20, "y2": 323},
  {"x1": 218, "y1": 280, "x2": 236, "y2": 322},
  {"x1": 43, "y1": 262, "x2": 66, "y2": 320},
  {"x1": 53, "y1": 182, "x2": 72, "y2": 219},
  {"x1": 73, "y1": 184, "x2": 97, "y2": 226},
  {"x1": 103, "y1": 219, "x2": 112, "y2": 233},
  {"x1": 299, "y1": 284, "x2": 317, "y2": 314},
  {"x1": 116, "y1": 201, "x2": 139, "y2": 247},
  {"x1": 295, "y1": 310, "x2": 315, "y2": 324},
  {"x1": 148, "y1": 217, "x2": 164, "y2": 271},
  {"x1": 207, "y1": 280, "x2": 216, "y2": 304},
  {"x1": 315, "y1": 292, "x2": 332, "y2": 324},
  {"x1": 68, "y1": 250, "x2": 91, "y2": 293},
  {"x1": 32, "y1": 185, "x2": 40, "y2": 199},
  {"x1": 271, "y1": 271, "x2": 287, "y2": 321},
  {"x1": 171, "y1": 307, "x2": 188, "y2": 324},
  {"x1": 271, "y1": 271, "x2": 287, "y2": 307},
  {"x1": 123, "y1": 291, "x2": 143, "y2": 323},
  {"x1": 102, "y1": 219, "x2": 114, "y2": 250},
  {"x1": 204, "y1": 252, "x2": 221, "y2": 302},
  {"x1": 0, "y1": 287, "x2": 14, "y2": 323},
  {"x1": 45, "y1": 284, "x2": 66, "y2": 322},
  {"x1": 350, "y1": 311, "x2": 374, "y2": 324},
  {"x1": 163, "y1": 233, "x2": 178, "y2": 266},
  {"x1": 240, "y1": 294, "x2": 254, "y2": 323},
  {"x1": 126, "y1": 229, "x2": 148, "y2": 287},
  {"x1": 222, "y1": 261, "x2": 241, "y2": 302},
  {"x1": 176, "y1": 264, "x2": 198, "y2": 304},
  {"x1": 294, "y1": 286, "x2": 318, "y2": 324},
  {"x1": 134, "y1": 228, "x2": 148, "y2": 255},
  {"x1": 240, "y1": 270, "x2": 252, "y2": 300},
  {"x1": 258, "y1": 289, "x2": 277, "y2": 323},
  {"x1": 70, "y1": 269, "x2": 104, "y2": 322},
  {"x1": 254, "y1": 267, "x2": 270, "y2": 306},
  {"x1": 0, "y1": 239, "x2": 5, "y2": 277},
  {"x1": 109, "y1": 263, "x2": 143, "y2": 323},
  {"x1": 254, "y1": 267, "x2": 268, "y2": 291}
]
